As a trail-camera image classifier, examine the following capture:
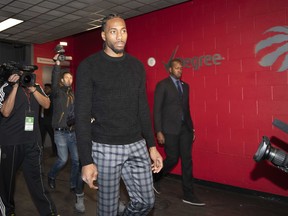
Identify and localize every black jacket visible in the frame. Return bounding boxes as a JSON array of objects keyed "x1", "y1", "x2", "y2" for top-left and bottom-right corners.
[
  {"x1": 154, "y1": 76, "x2": 193, "y2": 135},
  {"x1": 51, "y1": 65, "x2": 74, "y2": 129}
]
